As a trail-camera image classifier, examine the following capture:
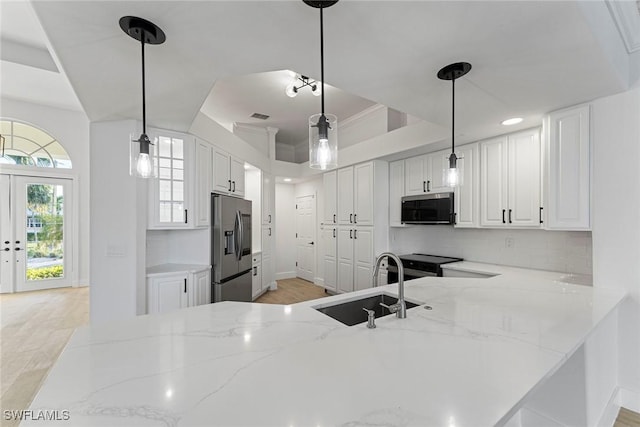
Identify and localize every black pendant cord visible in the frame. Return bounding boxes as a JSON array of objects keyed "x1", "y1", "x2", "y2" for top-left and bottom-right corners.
[
  {"x1": 320, "y1": 6, "x2": 325, "y2": 115},
  {"x1": 451, "y1": 77, "x2": 455, "y2": 155},
  {"x1": 140, "y1": 36, "x2": 147, "y2": 136}
]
